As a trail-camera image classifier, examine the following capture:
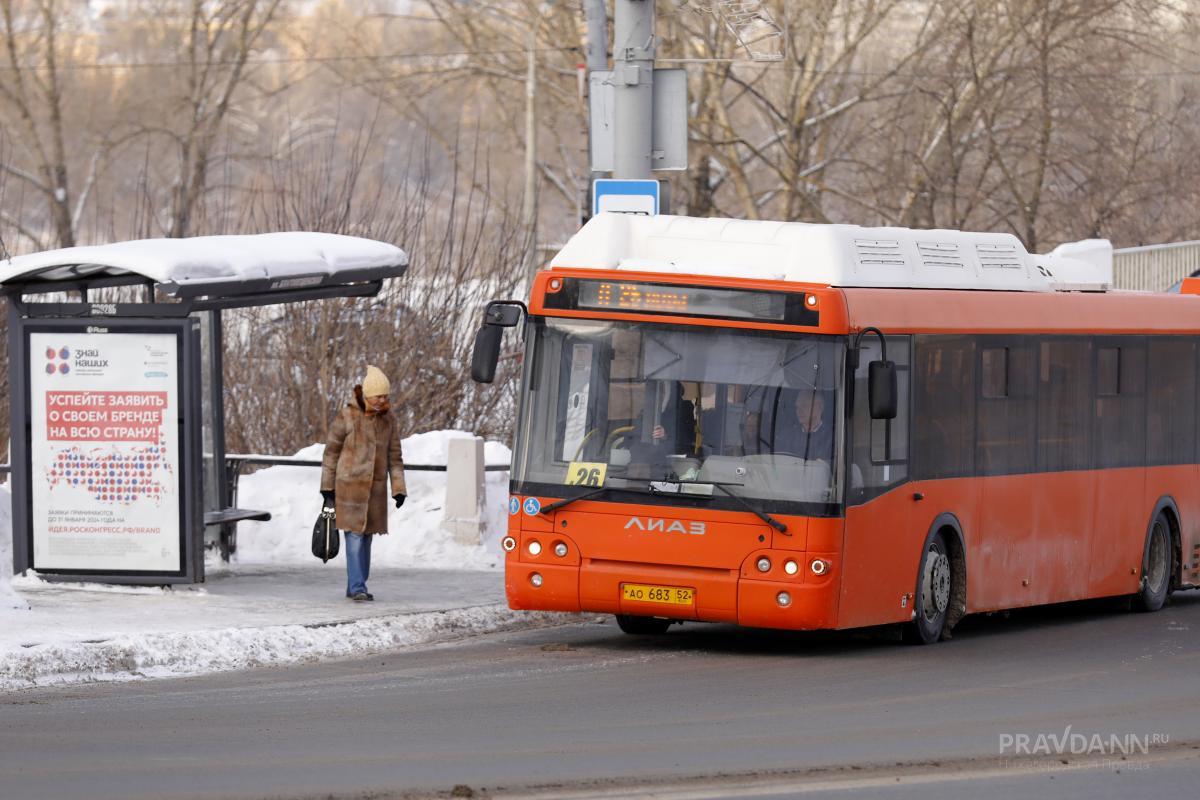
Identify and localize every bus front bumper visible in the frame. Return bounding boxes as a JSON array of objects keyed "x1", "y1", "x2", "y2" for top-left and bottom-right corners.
[{"x1": 505, "y1": 559, "x2": 840, "y2": 631}]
